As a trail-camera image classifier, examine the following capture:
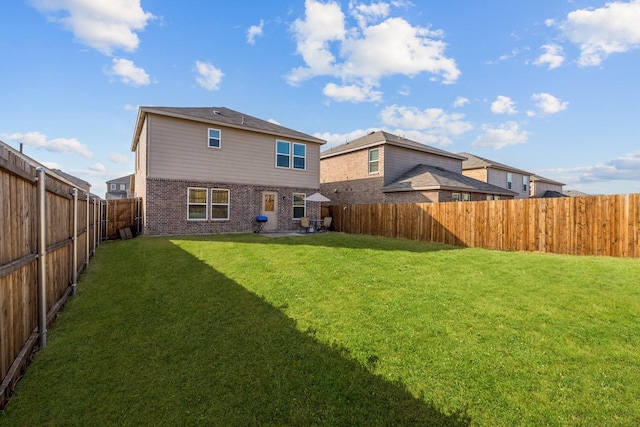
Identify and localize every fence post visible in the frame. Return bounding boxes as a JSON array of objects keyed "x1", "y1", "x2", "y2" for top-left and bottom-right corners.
[
  {"x1": 92, "y1": 198, "x2": 97, "y2": 255},
  {"x1": 86, "y1": 194, "x2": 90, "y2": 268},
  {"x1": 98, "y1": 199, "x2": 102, "y2": 244},
  {"x1": 36, "y1": 167, "x2": 47, "y2": 349},
  {"x1": 72, "y1": 188, "x2": 78, "y2": 296}
]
